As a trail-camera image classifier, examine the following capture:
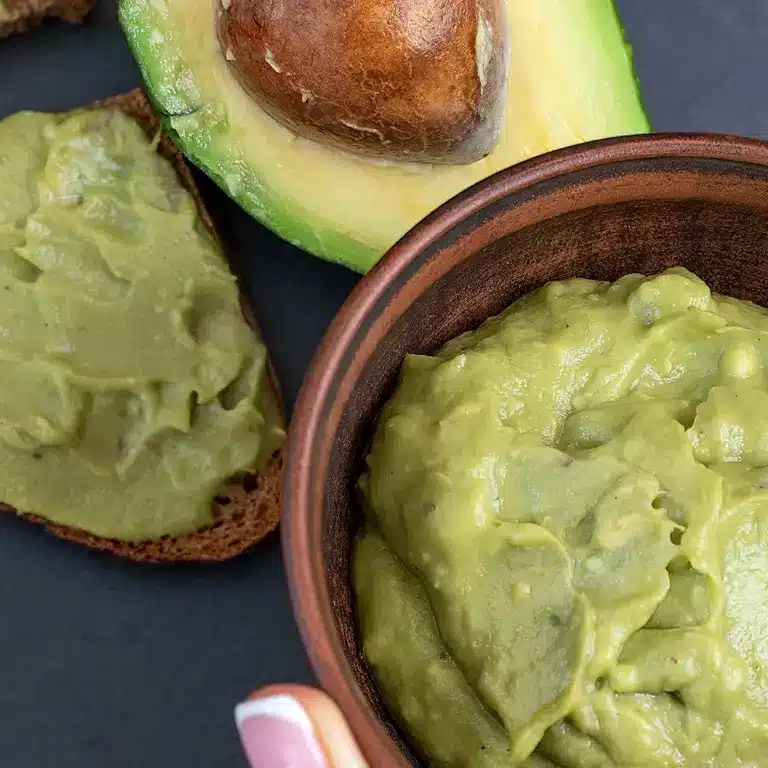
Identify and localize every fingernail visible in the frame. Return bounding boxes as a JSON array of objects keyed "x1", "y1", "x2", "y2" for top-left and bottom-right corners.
[{"x1": 235, "y1": 694, "x2": 327, "y2": 768}]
